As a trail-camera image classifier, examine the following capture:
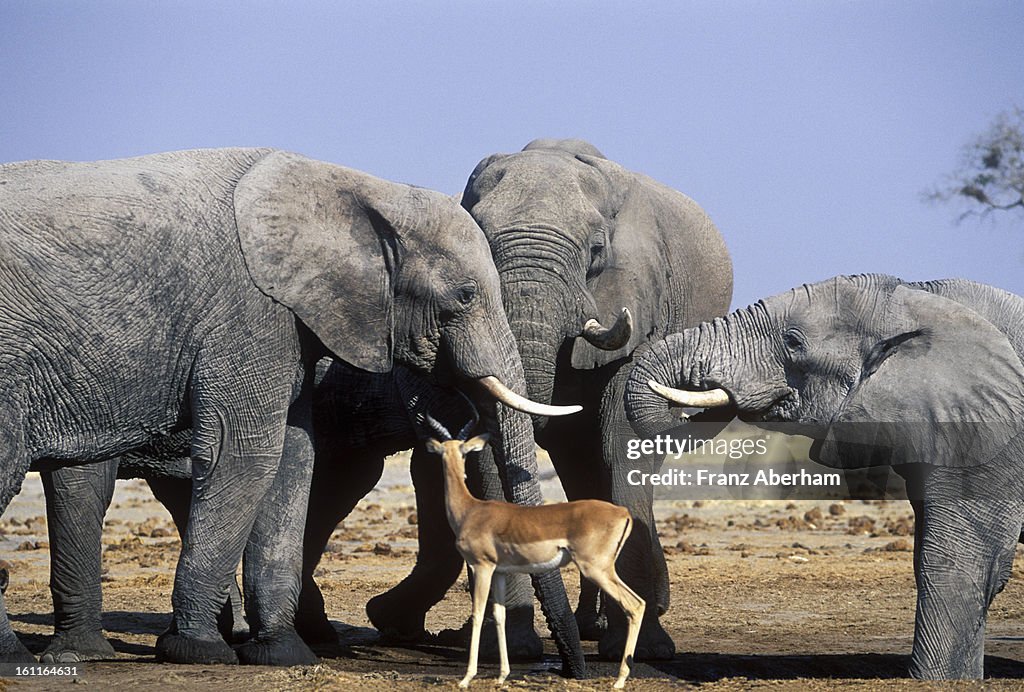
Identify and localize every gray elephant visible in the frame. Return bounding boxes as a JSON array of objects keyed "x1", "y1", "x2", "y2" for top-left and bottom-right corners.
[
  {"x1": 364, "y1": 139, "x2": 733, "y2": 661},
  {"x1": 624, "y1": 274, "x2": 1024, "y2": 679},
  {"x1": 0, "y1": 148, "x2": 580, "y2": 666},
  {"x1": 37, "y1": 360, "x2": 516, "y2": 663}
]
